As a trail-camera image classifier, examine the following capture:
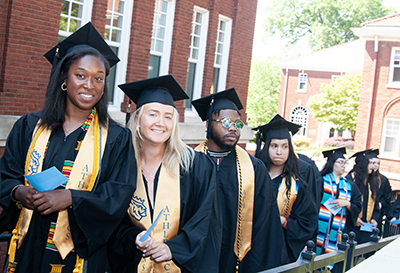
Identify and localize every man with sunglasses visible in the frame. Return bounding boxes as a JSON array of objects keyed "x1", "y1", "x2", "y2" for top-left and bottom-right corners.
[{"x1": 192, "y1": 89, "x2": 288, "y2": 273}]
